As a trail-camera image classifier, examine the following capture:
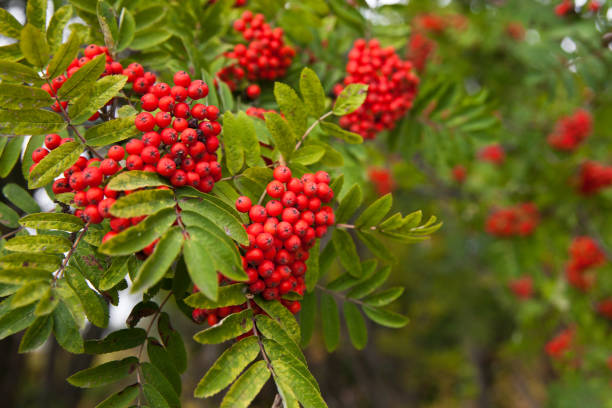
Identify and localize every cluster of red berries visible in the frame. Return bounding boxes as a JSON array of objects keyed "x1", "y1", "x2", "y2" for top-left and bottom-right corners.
[
  {"x1": 413, "y1": 13, "x2": 468, "y2": 33},
  {"x1": 41, "y1": 44, "x2": 154, "y2": 117},
  {"x1": 508, "y1": 275, "x2": 533, "y2": 300},
  {"x1": 127, "y1": 71, "x2": 222, "y2": 191},
  {"x1": 208, "y1": 0, "x2": 247, "y2": 6},
  {"x1": 406, "y1": 32, "x2": 436, "y2": 72},
  {"x1": 505, "y1": 22, "x2": 526, "y2": 41},
  {"x1": 451, "y1": 165, "x2": 467, "y2": 183},
  {"x1": 191, "y1": 167, "x2": 335, "y2": 325},
  {"x1": 334, "y1": 38, "x2": 419, "y2": 139},
  {"x1": 545, "y1": 327, "x2": 575, "y2": 358},
  {"x1": 565, "y1": 236, "x2": 605, "y2": 291},
  {"x1": 478, "y1": 144, "x2": 505, "y2": 165},
  {"x1": 547, "y1": 109, "x2": 592, "y2": 151},
  {"x1": 368, "y1": 167, "x2": 396, "y2": 196},
  {"x1": 555, "y1": 0, "x2": 601, "y2": 16},
  {"x1": 217, "y1": 11, "x2": 295, "y2": 93},
  {"x1": 236, "y1": 167, "x2": 334, "y2": 305},
  {"x1": 597, "y1": 299, "x2": 612, "y2": 320},
  {"x1": 485, "y1": 203, "x2": 539, "y2": 237},
  {"x1": 576, "y1": 161, "x2": 612, "y2": 195}
]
